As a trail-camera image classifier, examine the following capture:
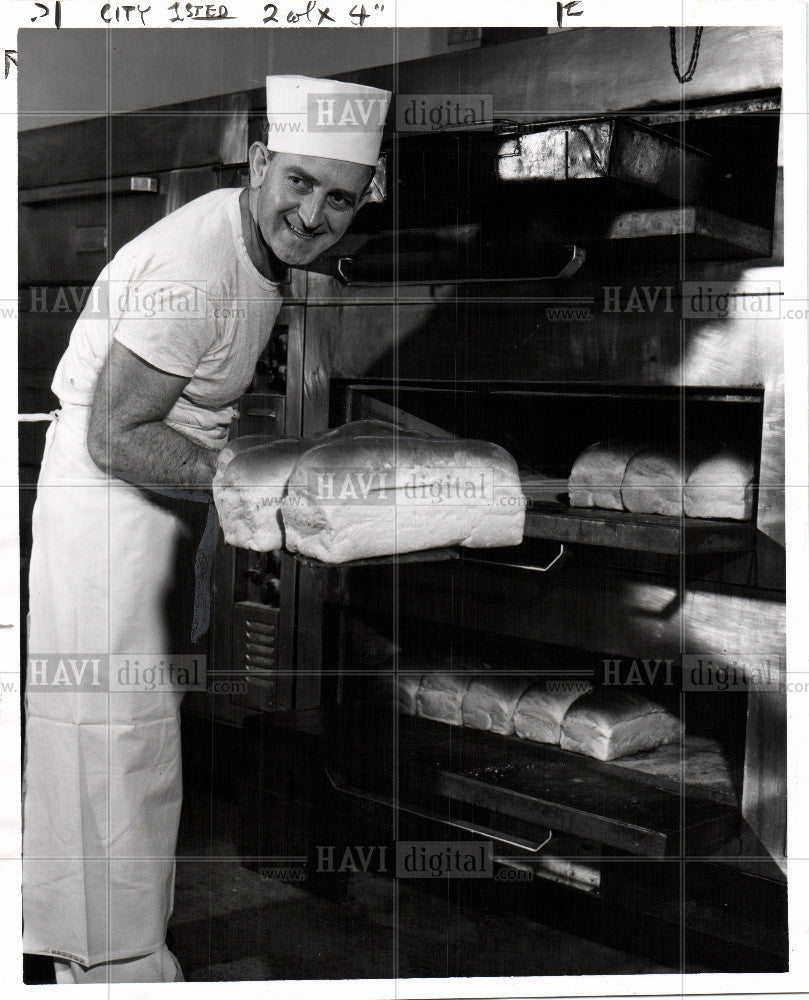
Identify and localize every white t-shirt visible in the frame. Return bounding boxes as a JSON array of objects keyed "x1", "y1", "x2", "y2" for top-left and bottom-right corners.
[{"x1": 52, "y1": 188, "x2": 285, "y2": 448}]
